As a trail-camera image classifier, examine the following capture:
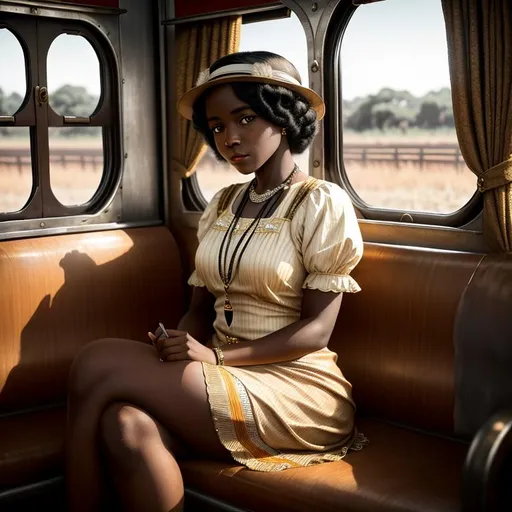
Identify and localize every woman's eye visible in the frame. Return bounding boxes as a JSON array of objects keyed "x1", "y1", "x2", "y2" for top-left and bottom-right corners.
[
  {"x1": 240, "y1": 115, "x2": 256, "y2": 125},
  {"x1": 211, "y1": 125, "x2": 223, "y2": 134}
]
